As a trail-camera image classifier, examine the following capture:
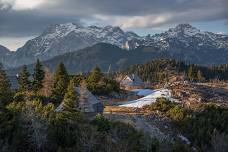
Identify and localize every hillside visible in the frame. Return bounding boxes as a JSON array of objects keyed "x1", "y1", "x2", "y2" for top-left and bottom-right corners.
[
  {"x1": 127, "y1": 24, "x2": 228, "y2": 65},
  {"x1": 0, "y1": 45, "x2": 12, "y2": 68},
  {"x1": 7, "y1": 43, "x2": 169, "y2": 75}
]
